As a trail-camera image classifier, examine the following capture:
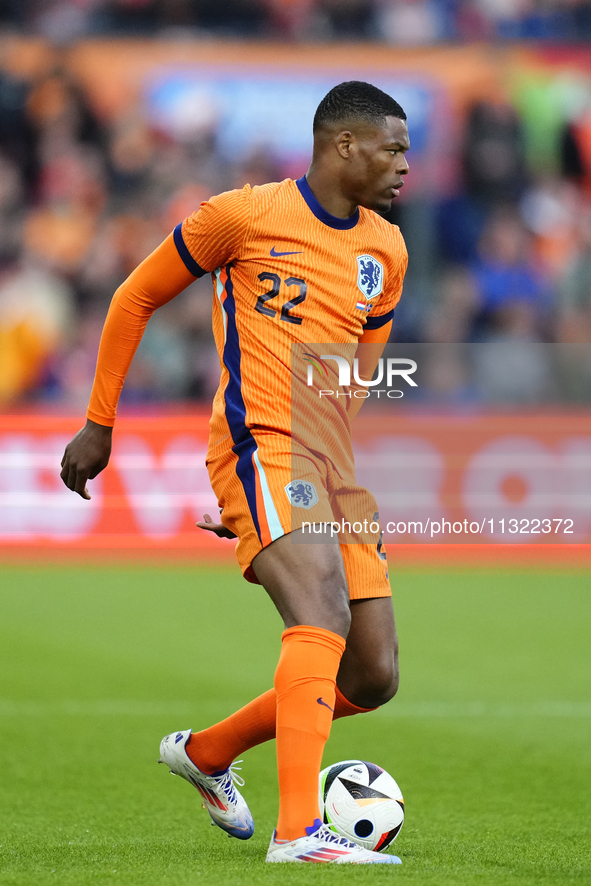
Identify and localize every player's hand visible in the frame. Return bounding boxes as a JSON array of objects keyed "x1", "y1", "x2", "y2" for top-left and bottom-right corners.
[
  {"x1": 60, "y1": 419, "x2": 113, "y2": 500},
  {"x1": 196, "y1": 513, "x2": 237, "y2": 539}
]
